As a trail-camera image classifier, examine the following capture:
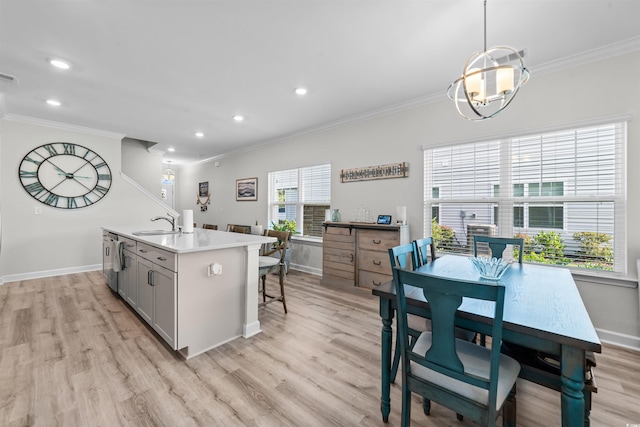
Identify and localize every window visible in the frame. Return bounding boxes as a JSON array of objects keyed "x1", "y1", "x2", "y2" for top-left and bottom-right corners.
[
  {"x1": 424, "y1": 121, "x2": 626, "y2": 273},
  {"x1": 268, "y1": 164, "x2": 331, "y2": 238}
]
